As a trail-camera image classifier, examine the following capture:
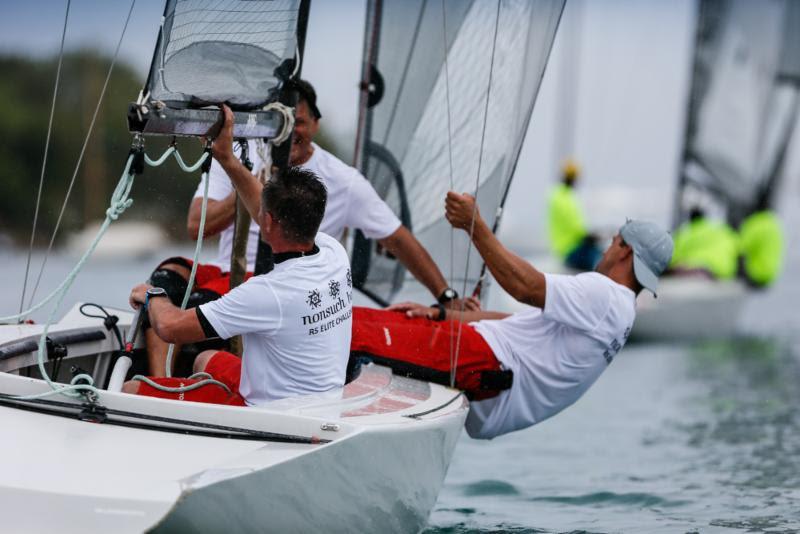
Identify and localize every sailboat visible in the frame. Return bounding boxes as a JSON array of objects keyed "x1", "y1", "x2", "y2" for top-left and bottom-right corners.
[
  {"x1": 635, "y1": 0, "x2": 800, "y2": 340},
  {"x1": 0, "y1": 0, "x2": 563, "y2": 531},
  {"x1": 488, "y1": 0, "x2": 800, "y2": 341}
]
